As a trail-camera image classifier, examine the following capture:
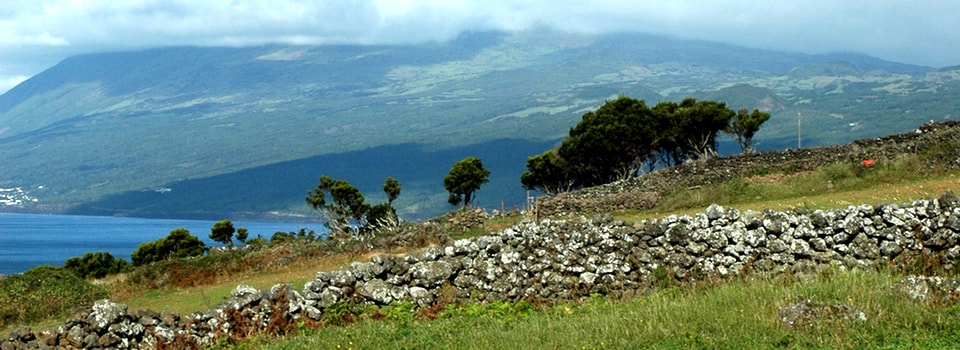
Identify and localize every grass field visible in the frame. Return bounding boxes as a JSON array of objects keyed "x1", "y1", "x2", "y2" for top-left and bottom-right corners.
[
  {"x1": 3, "y1": 149, "x2": 960, "y2": 348},
  {"x1": 219, "y1": 270, "x2": 960, "y2": 349}
]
